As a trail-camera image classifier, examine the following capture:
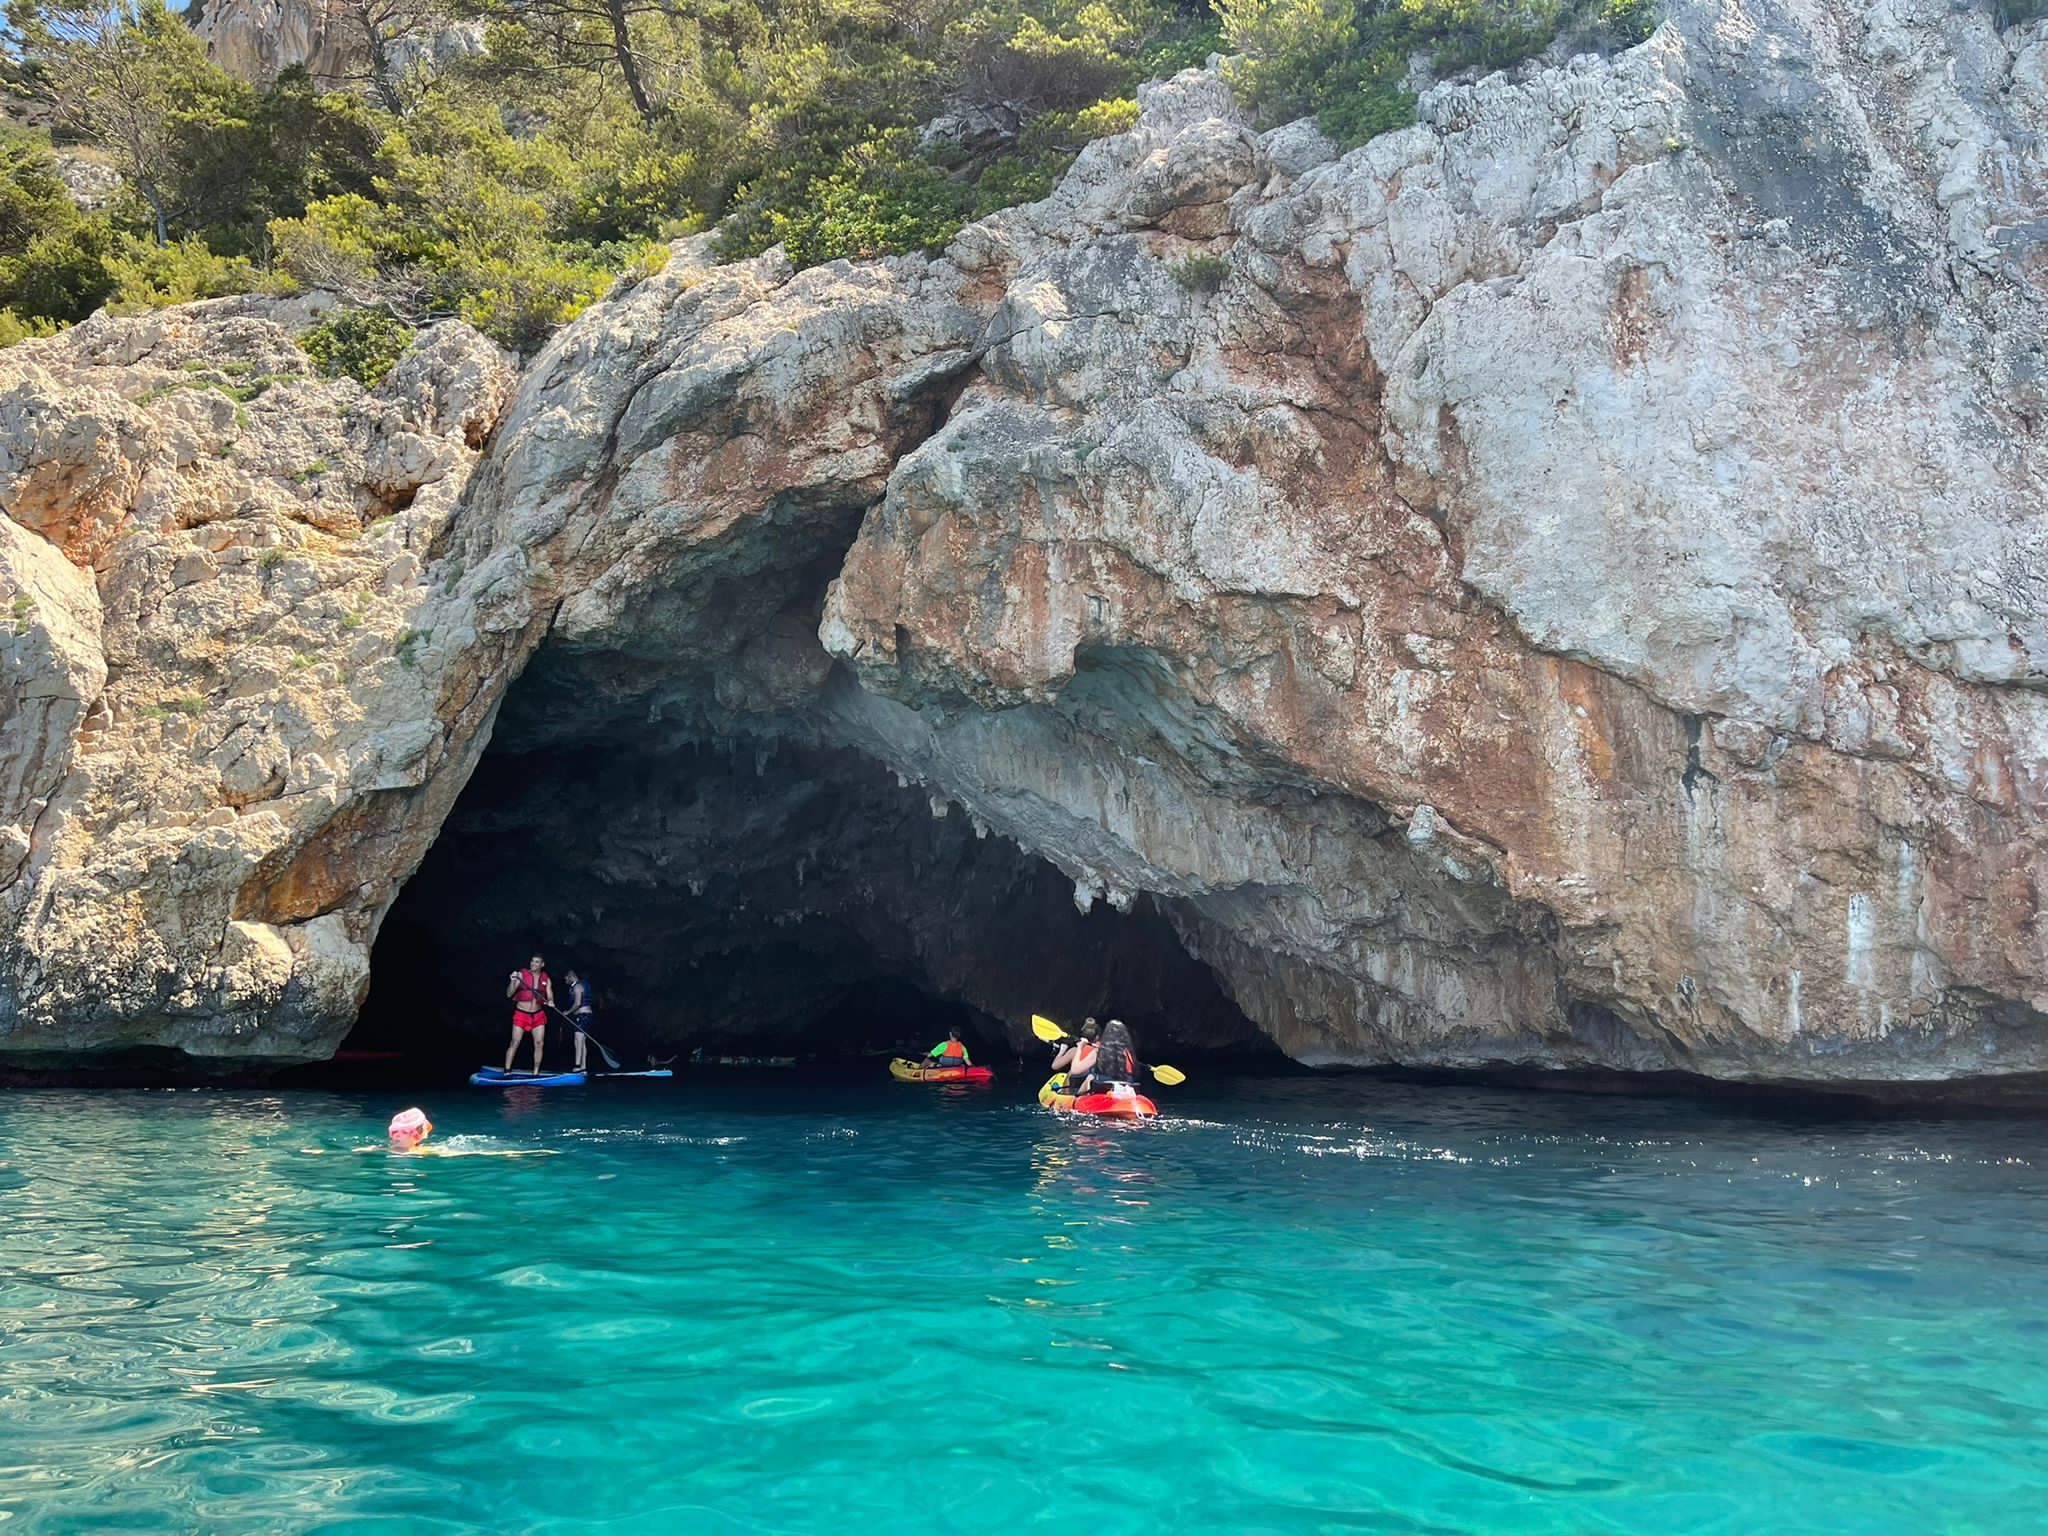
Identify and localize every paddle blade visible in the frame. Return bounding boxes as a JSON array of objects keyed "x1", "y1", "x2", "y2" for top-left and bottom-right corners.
[
  {"x1": 1030, "y1": 1015, "x2": 1067, "y2": 1043},
  {"x1": 1151, "y1": 1064, "x2": 1186, "y2": 1086}
]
